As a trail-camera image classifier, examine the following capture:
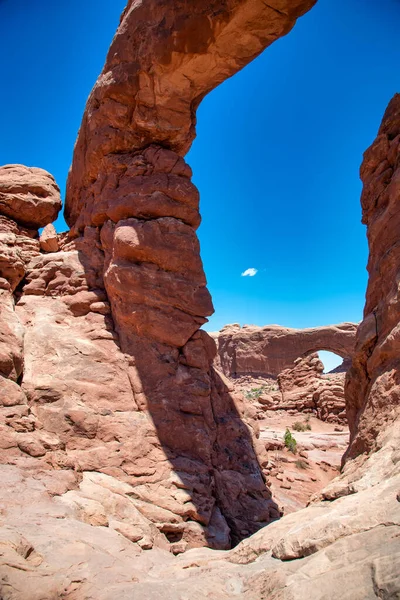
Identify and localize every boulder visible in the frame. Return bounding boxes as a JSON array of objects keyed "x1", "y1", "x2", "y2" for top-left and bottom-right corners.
[{"x1": 0, "y1": 165, "x2": 61, "y2": 228}]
